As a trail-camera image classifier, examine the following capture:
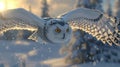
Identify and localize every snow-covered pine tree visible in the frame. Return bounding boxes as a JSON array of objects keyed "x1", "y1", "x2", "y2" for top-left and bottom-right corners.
[
  {"x1": 0, "y1": 64, "x2": 4, "y2": 67},
  {"x1": 28, "y1": 5, "x2": 32, "y2": 12},
  {"x1": 106, "y1": 0, "x2": 112, "y2": 16},
  {"x1": 90, "y1": 0, "x2": 103, "y2": 12},
  {"x1": 76, "y1": 0, "x2": 81, "y2": 8},
  {"x1": 75, "y1": 0, "x2": 91, "y2": 8},
  {"x1": 114, "y1": 0, "x2": 120, "y2": 18},
  {"x1": 75, "y1": 0, "x2": 104, "y2": 11},
  {"x1": 41, "y1": 0, "x2": 50, "y2": 17}
]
